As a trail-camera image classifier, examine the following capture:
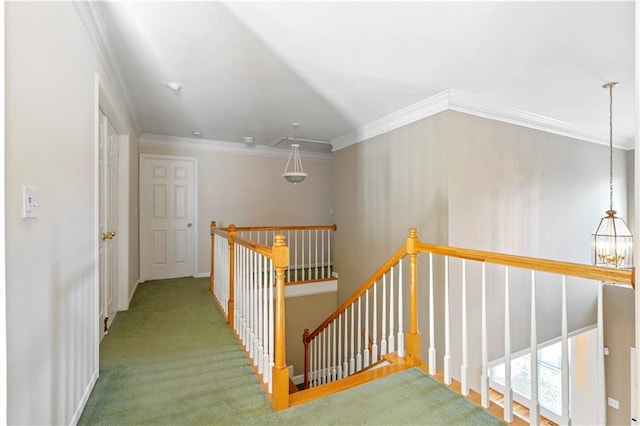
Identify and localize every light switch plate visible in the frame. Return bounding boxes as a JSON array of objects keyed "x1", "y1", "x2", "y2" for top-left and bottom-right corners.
[
  {"x1": 22, "y1": 185, "x2": 38, "y2": 218},
  {"x1": 608, "y1": 397, "x2": 620, "y2": 409}
]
